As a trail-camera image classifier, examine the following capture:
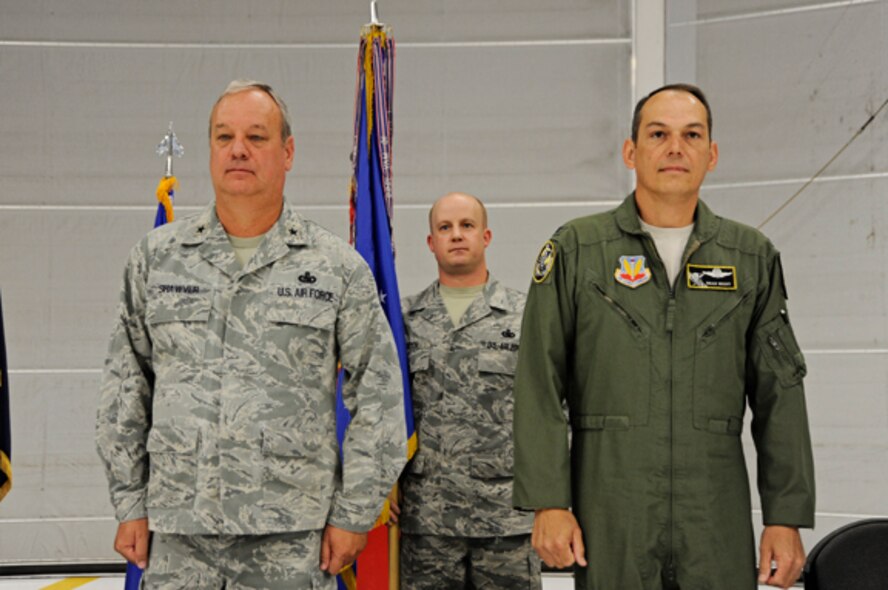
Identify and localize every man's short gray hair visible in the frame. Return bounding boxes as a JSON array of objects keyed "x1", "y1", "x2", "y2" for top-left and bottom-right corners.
[{"x1": 209, "y1": 79, "x2": 293, "y2": 141}]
